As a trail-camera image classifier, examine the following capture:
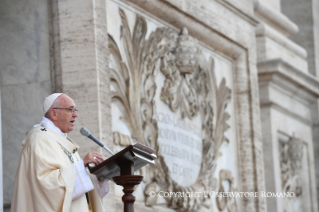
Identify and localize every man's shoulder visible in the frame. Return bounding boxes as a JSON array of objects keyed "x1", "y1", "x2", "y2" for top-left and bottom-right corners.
[
  {"x1": 23, "y1": 126, "x2": 79, "y2": 153},
  {"x1": 23, "y1": 127, "x2": 57, "y2": 146},
  {"x1": 26, "y1": 126, "x2": 50, "y2": 138}
]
